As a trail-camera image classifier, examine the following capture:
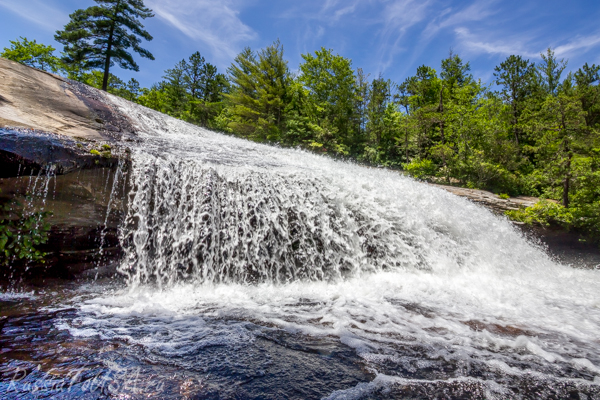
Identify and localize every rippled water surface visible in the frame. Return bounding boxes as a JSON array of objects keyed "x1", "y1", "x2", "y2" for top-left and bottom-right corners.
[{"x1": 1, "y1": 92, "x2": 600, "y2": 399}]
